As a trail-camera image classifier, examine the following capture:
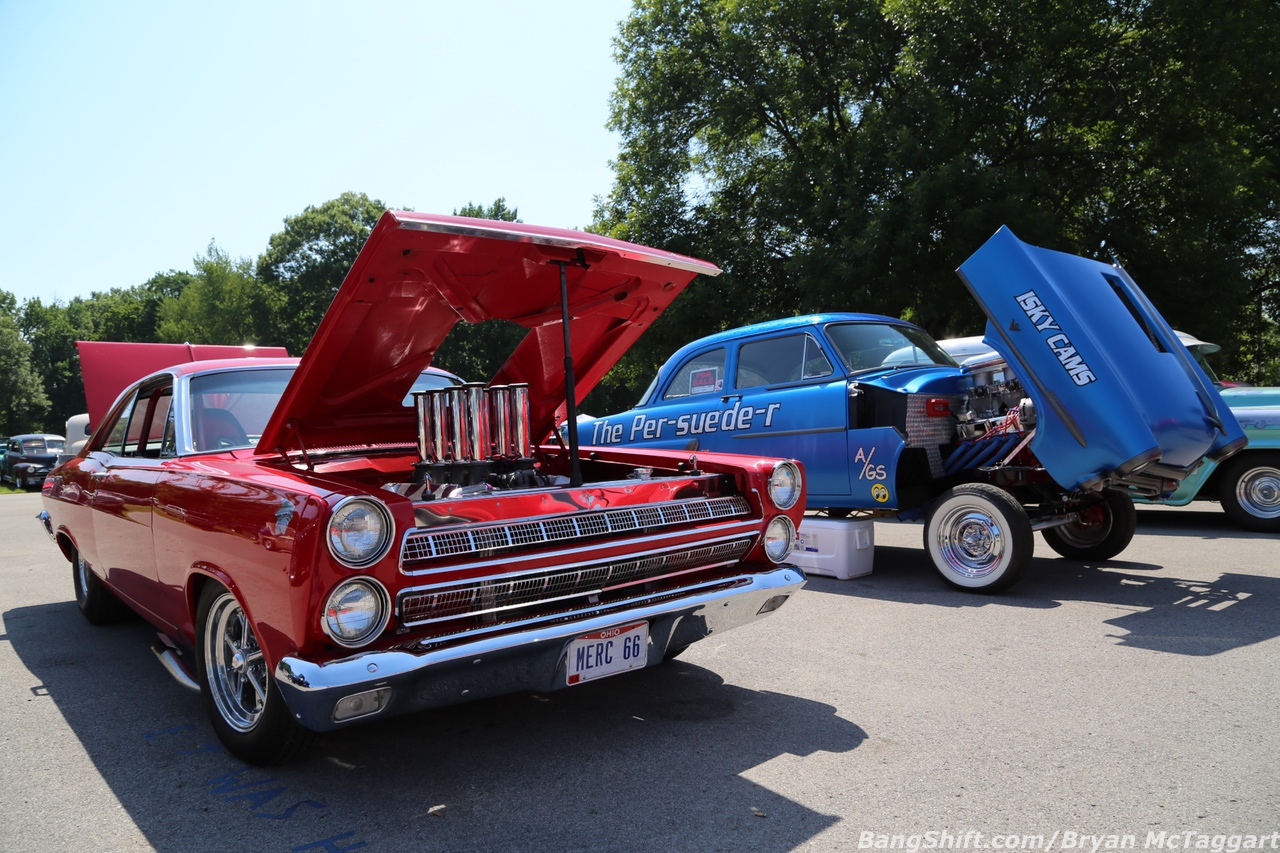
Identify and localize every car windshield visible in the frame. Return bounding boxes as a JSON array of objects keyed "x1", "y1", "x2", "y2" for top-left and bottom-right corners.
[
  {"x1": 189, "y1": 368, "x2": 295, "y2": 452},
  {"x1": 401, "y1": 370, "x2": 464, "y2": 405},
  {"x1": 825, "y1": 322, "x2": 957, "y2": 373},
  {"x1": 22, "y1": 438, "x2": 63, "y2": 453}
]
